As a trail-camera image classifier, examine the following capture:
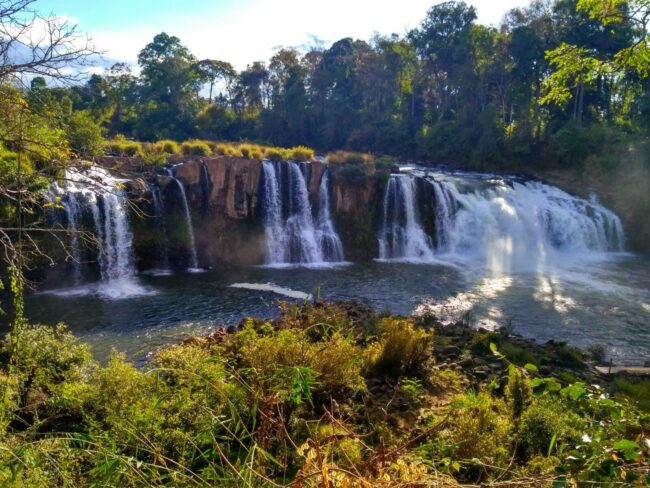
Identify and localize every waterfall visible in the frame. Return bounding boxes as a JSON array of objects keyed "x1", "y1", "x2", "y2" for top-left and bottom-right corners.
[
  {"x1": 55, "y1": 166, "x2": 141, "y2": 295},
  {"x1": 167, "y1": 168, "x2": 200, "y2": 270},
  {"x1": 261, "y1": 161, "x2": 287, "y2": 263},
  {"x1": 97, "y1": 191, "x2": 136, "y2": 282},
  {"x1": 430, "y1": 179, "x2": 458, "y2": 252},
  {"x1": 439, "y1": 179, "x2": 624, "y2": 273},
  {"x1": 316, "y1": 169, "x2": 345, "y2": 262},
  {"x1": 285, "y1": 162, "x2": 322, "y2": 263},
  {"x1": 381, "y1": 170, "x2": 625, "y2": 273},
  {"x1": 63, "y1": 191, "x2": 83, "y2": 283},
  {"x1": 149, "y1": 182, "x2": 170, "y2": 270},
  {"x1": 261, "y1": 161, "x2": 343, "y2": 265},
  {"x1": 378, "y1": 174, "x2": 435, "y2": 261}
]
